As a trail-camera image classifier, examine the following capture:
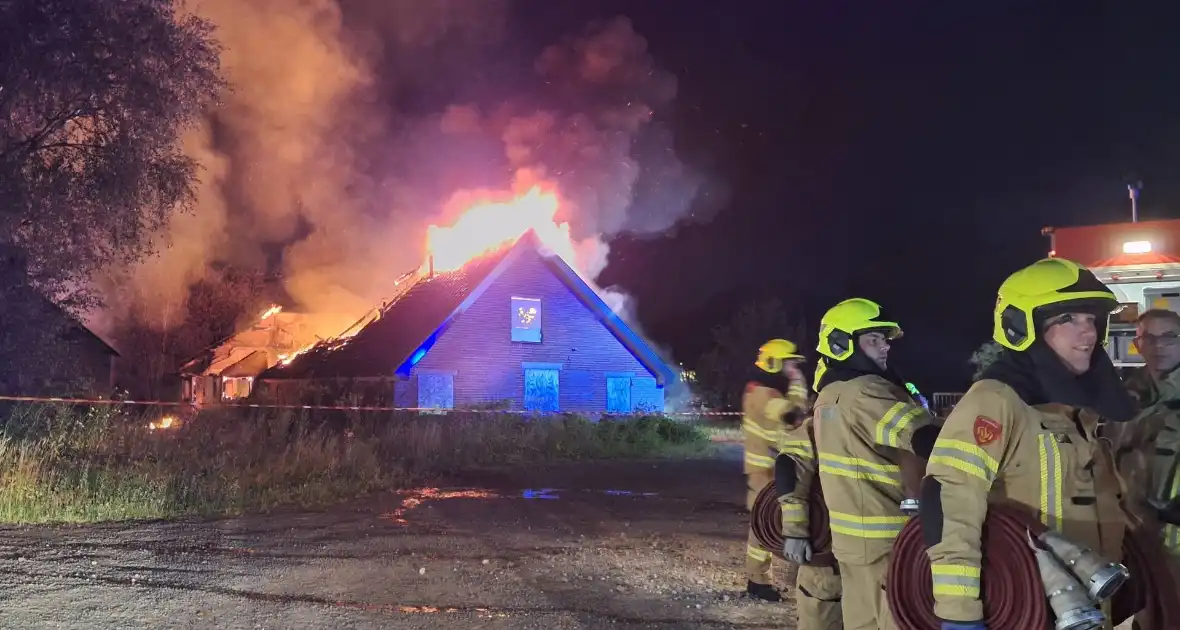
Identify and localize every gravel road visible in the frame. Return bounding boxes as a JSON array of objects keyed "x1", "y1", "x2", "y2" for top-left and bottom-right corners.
[{"x1": 0, "y1": 444, "x2": 800, "y2": 629}]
